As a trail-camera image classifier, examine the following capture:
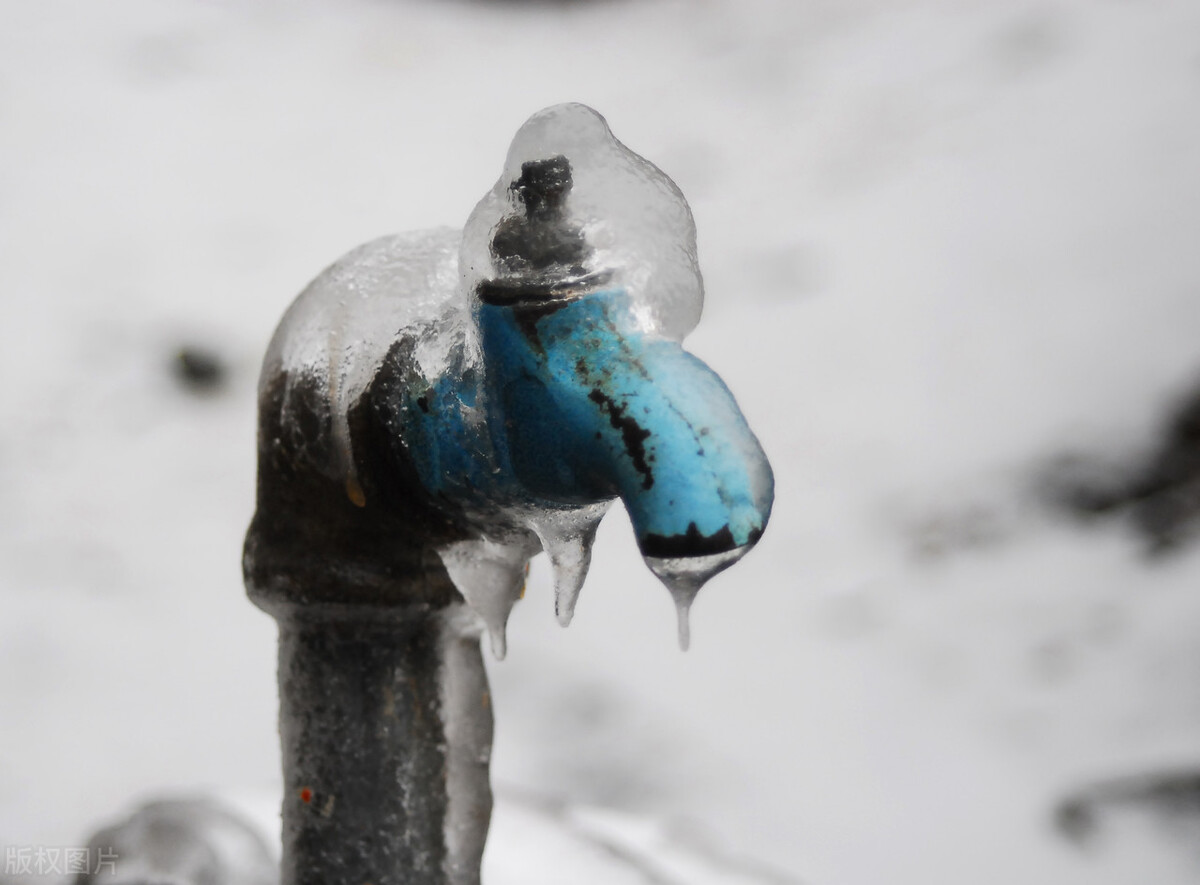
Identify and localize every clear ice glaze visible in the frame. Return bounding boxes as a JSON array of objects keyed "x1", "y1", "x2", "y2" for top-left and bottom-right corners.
[{"x1": 261, "y1": 104, "x2": 772, "y2": 653}]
